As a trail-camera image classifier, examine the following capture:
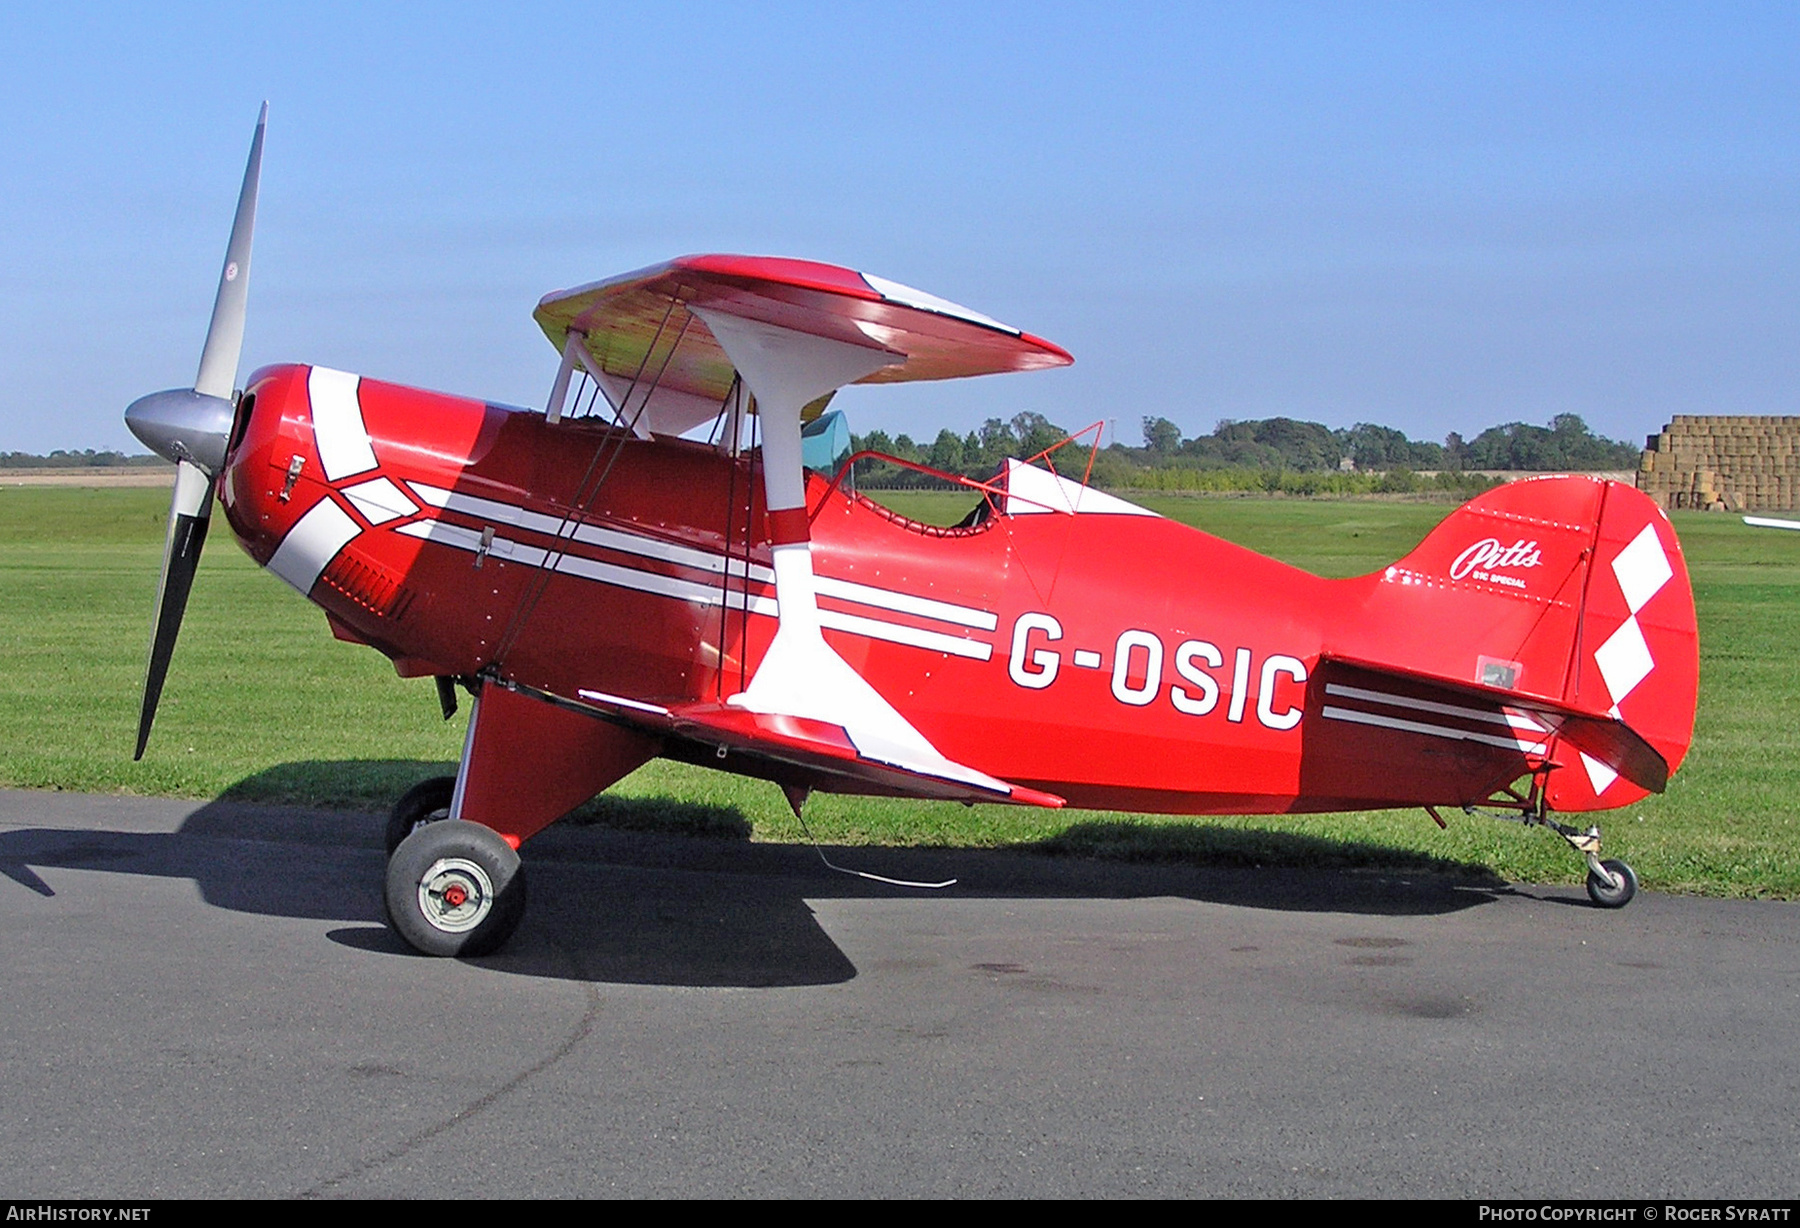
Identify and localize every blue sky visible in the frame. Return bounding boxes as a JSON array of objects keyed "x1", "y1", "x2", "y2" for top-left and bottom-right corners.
[{"x1": 2, "y1": 2, "x2": 1794, "y2": 454}]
